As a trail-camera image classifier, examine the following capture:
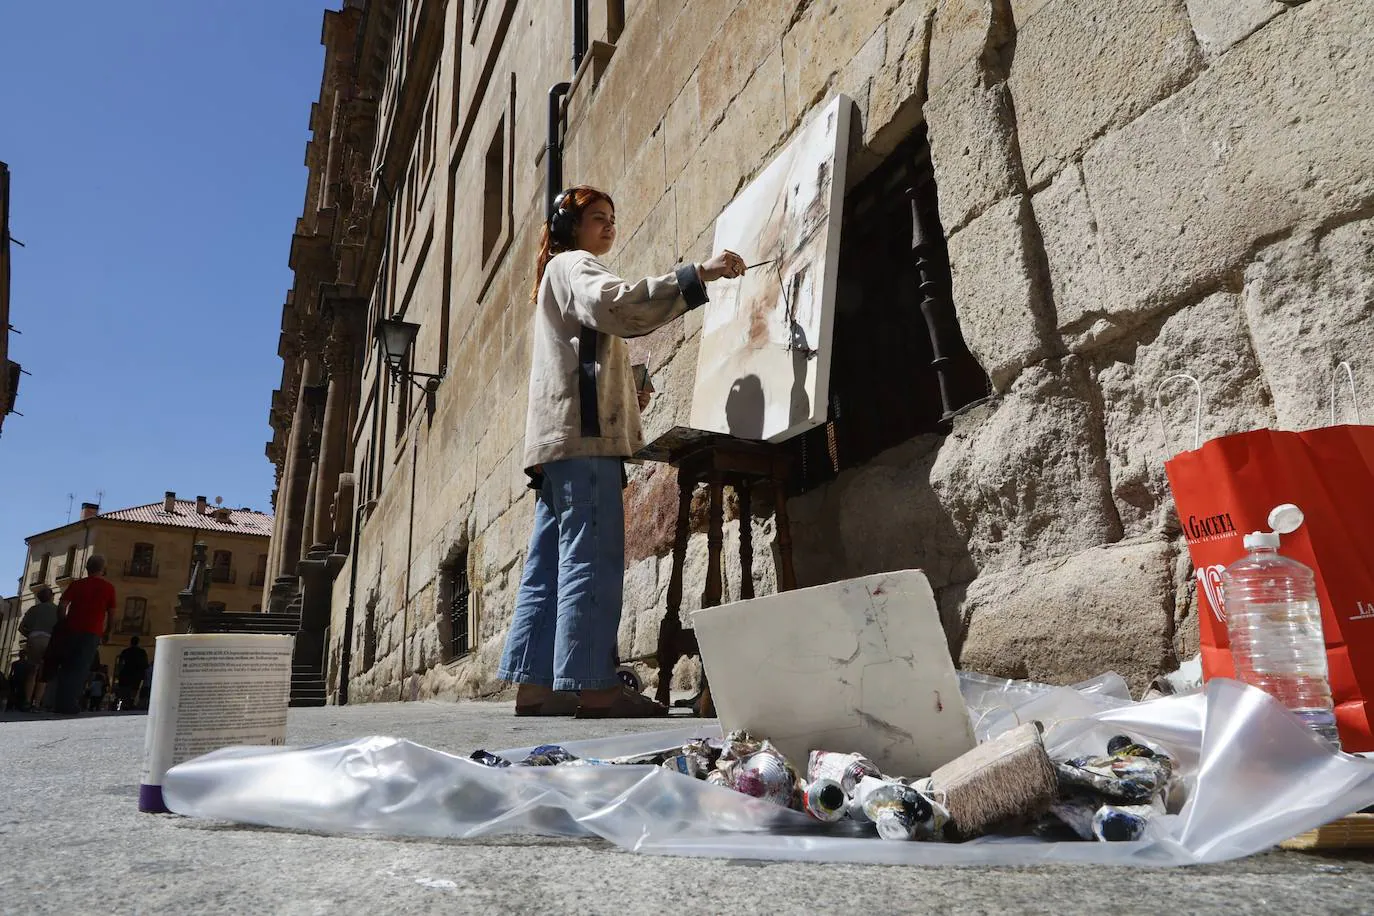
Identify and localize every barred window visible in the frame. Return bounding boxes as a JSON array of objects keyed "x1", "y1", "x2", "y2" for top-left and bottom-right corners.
[{"x1": 119, "y1": 597, "x2": 147, "y2": 635}]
